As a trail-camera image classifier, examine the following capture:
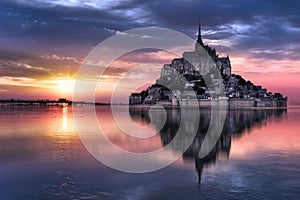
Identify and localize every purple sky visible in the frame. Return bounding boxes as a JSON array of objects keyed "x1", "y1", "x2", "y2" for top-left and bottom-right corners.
[{"x1": 0, "y1": 0, "x2": 299, "y2": 104}]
